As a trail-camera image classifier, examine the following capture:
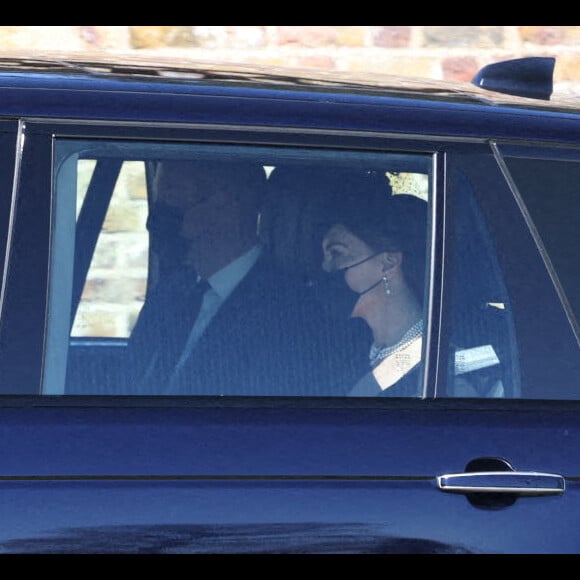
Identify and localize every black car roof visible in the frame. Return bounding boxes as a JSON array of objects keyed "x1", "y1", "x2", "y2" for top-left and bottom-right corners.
[{"x1": 0, "y1": 50, "x2": 578, "y2": 114}]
